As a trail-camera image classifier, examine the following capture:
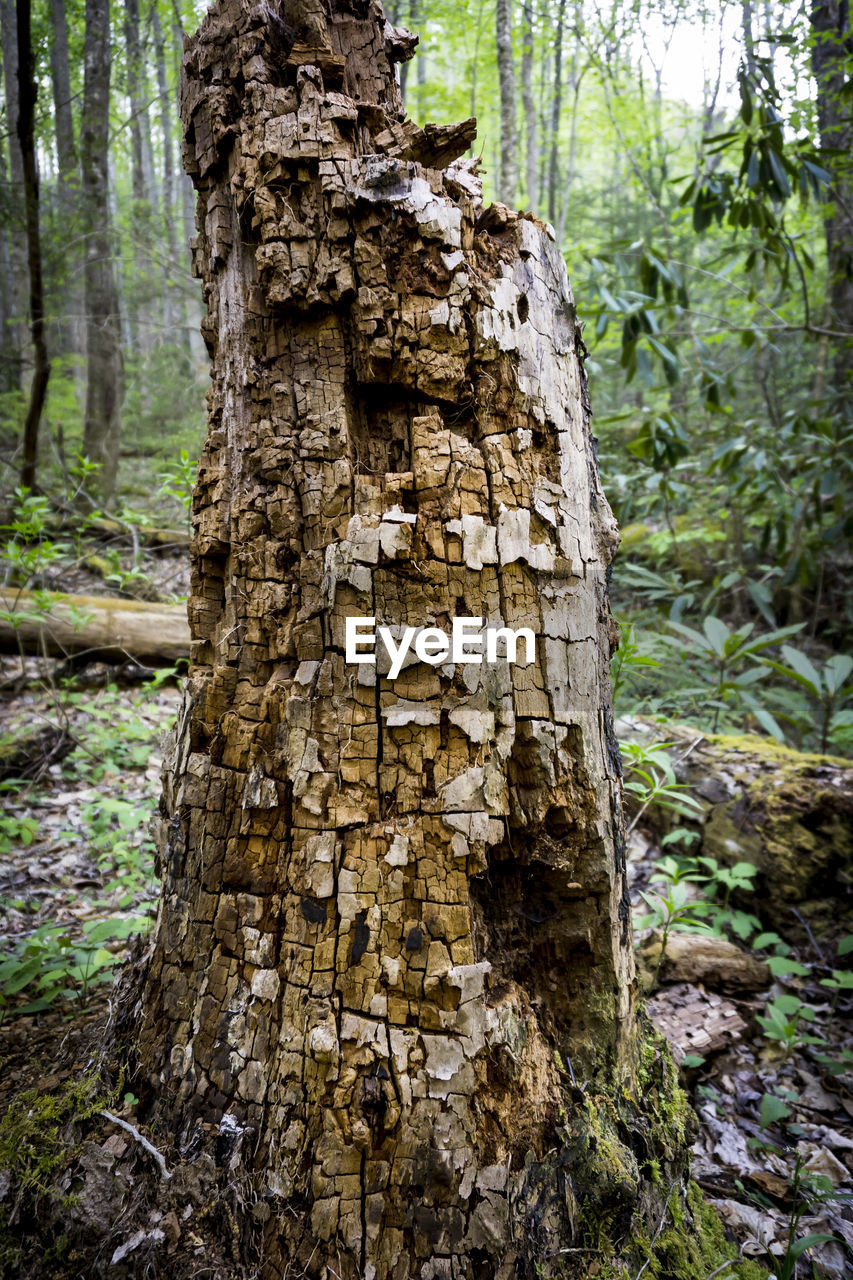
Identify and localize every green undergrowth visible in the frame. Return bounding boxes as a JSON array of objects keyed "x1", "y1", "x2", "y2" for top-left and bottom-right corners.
[{"x1": 0, "y1": 1071, "x2": 116, "y2": 1211}]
